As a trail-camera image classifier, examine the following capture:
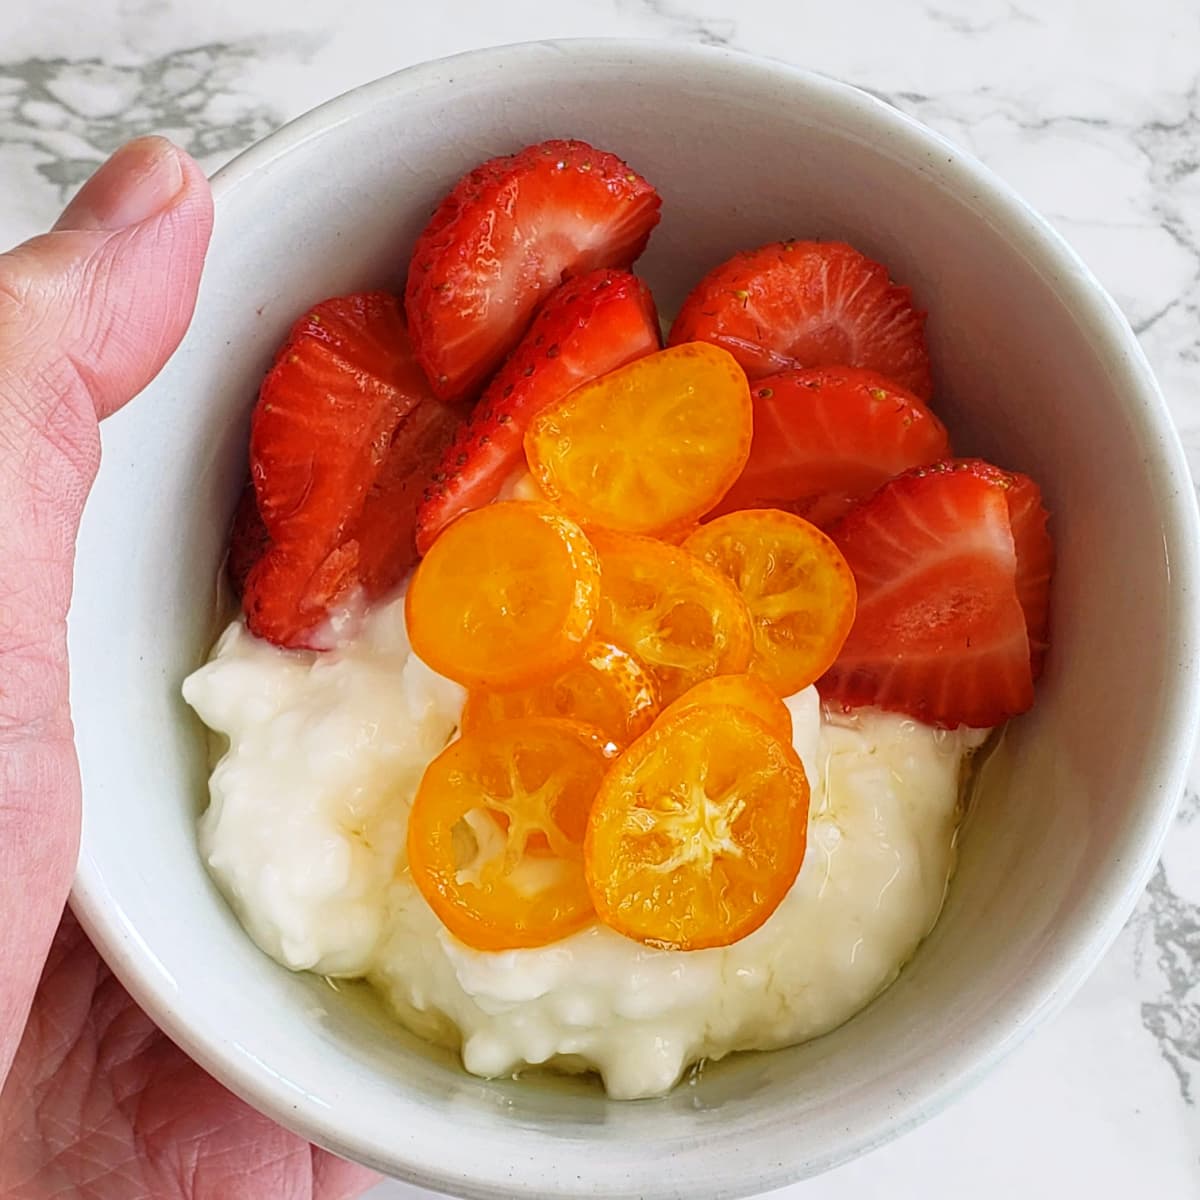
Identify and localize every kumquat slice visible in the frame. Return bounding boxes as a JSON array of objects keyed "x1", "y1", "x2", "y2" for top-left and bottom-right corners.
[
  {"x1": 589, "y1": 529, "x2": 754, "y2": 704},
  {"x1": 462, "y1": 641, "x2": 659, "y2": 750},
  {"x1": 585, "y1": 704, "x2": 809, "y2": 950},
  {"x1": 659, "y1": 673, "x2": 793, "y2": 743},
  {"x1": 524, "y1": 343, "x2": 753, "y2": 536},
  {"x1": 406, "y1": 500, "x2": 600, "y2": 690},
  {"x1": 684, "y1": 509, "x2": 856, "y2": 695},
  {"x1": 408, "y1": 719, "x2": 612, "y2": 951}
]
